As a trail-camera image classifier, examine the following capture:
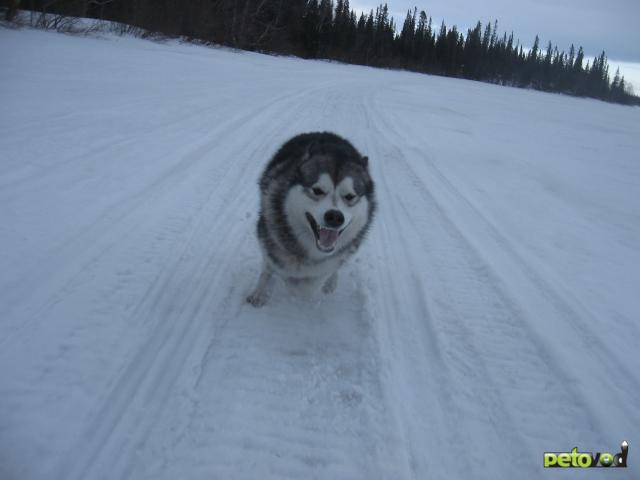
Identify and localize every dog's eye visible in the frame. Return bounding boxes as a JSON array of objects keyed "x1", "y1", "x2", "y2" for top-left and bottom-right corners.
[
  {"x1": 344, "y1": 193, "x2": 356, "y2": 202},
  {"x1": 312, "y1": 187, "x2": 325, "y2": 196}
]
